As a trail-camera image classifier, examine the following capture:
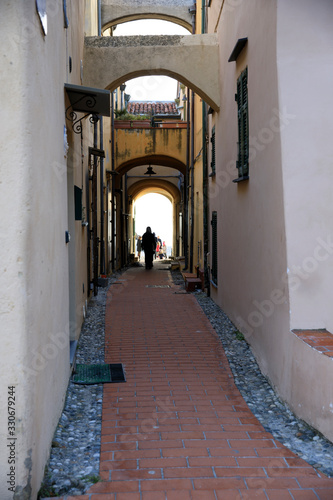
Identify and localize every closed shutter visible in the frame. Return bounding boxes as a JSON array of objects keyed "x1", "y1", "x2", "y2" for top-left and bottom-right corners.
[{"x1": 236, "y1": 68, "x2": 249, "y2": 178}]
